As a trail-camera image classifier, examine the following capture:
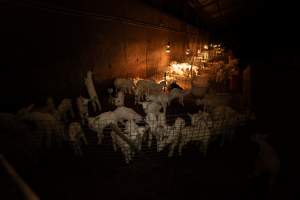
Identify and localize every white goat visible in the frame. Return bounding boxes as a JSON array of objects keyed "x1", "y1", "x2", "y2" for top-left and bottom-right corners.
[
  {"x1": 157, "y1": 117, "x2": 185, "y2": 157},
  {"x1": 88, "y1": 106, "x2": 142, "y2": 144},
  {"x1": 146, "y1": 93, "x2": 169, "y2": 114},
  {"x1": 84, "y1": 70, "x2": 101, "y2": 112},
  {"x1": 178, "y1": 120, "x2": 211, "y2": 156},
  {"x1": 157, "y1": 112, "x2": 168, "y2": 129},
  {"x1": 188, "y1": 110, "x2": 213, "y2": 129},
  {"x1": 156, "y1": 112, "x2": 172, "y2": 145},
  {"x1": 135, "y1": 79, "x2": 166, "y2": 103},
  {"x1": 111, "y1": 120, "x2": 146, "y2": 163},
  {"x1": 139, "y1": 101, "x2": 162, "y2": 116},
  {"x1": 140, "y1": 100, "x2": 165, "y2": 148},
  {"x1": 68, "y1": 122, "x2": 88, "y2": 156},
  {"x1": 113, "y1": 106, "x2": 143, "y2": 123},
  {"x1": 124, "y1": 120, "x2": 146, "y2": 151},
  {"x1": 145, "y1": 113, "x2": 158, "y2": 148},
  {"x1": 114, "y1": 78, "x2": 135, "y2": 94},
  {"x1": 114, "y1": 91, "x2": 125, "y2": 107},
  {"x1": 87, "y1": 111, "x2": 118, "y2": 144}
]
